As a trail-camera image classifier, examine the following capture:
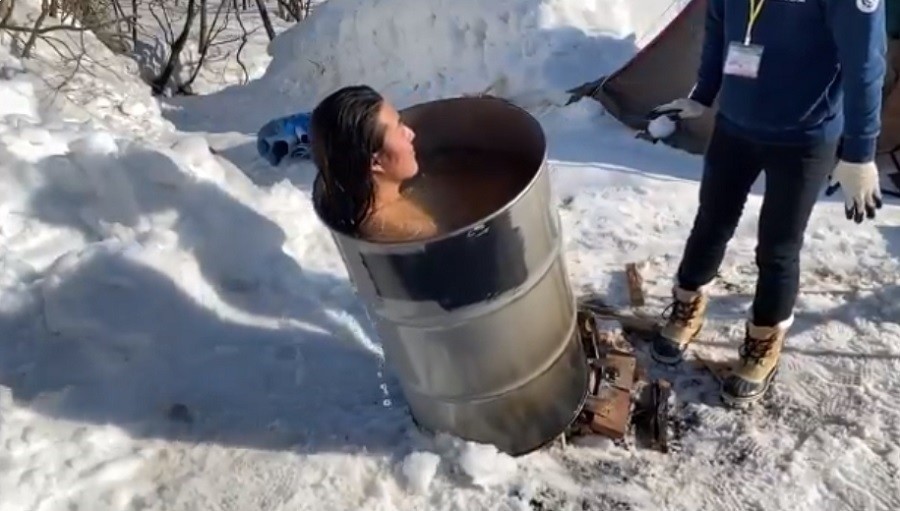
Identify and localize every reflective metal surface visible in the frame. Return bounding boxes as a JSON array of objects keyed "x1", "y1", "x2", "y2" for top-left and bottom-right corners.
[{"x1": 314, "y1": 96, "x2": 588, "y2": 455}]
